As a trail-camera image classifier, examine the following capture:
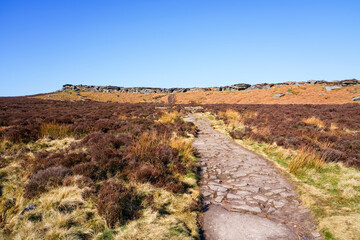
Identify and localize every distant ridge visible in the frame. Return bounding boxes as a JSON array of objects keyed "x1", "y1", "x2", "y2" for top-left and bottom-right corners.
[{"x1": 61, "y1": 79, "x2": 359, "y2": 94}]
